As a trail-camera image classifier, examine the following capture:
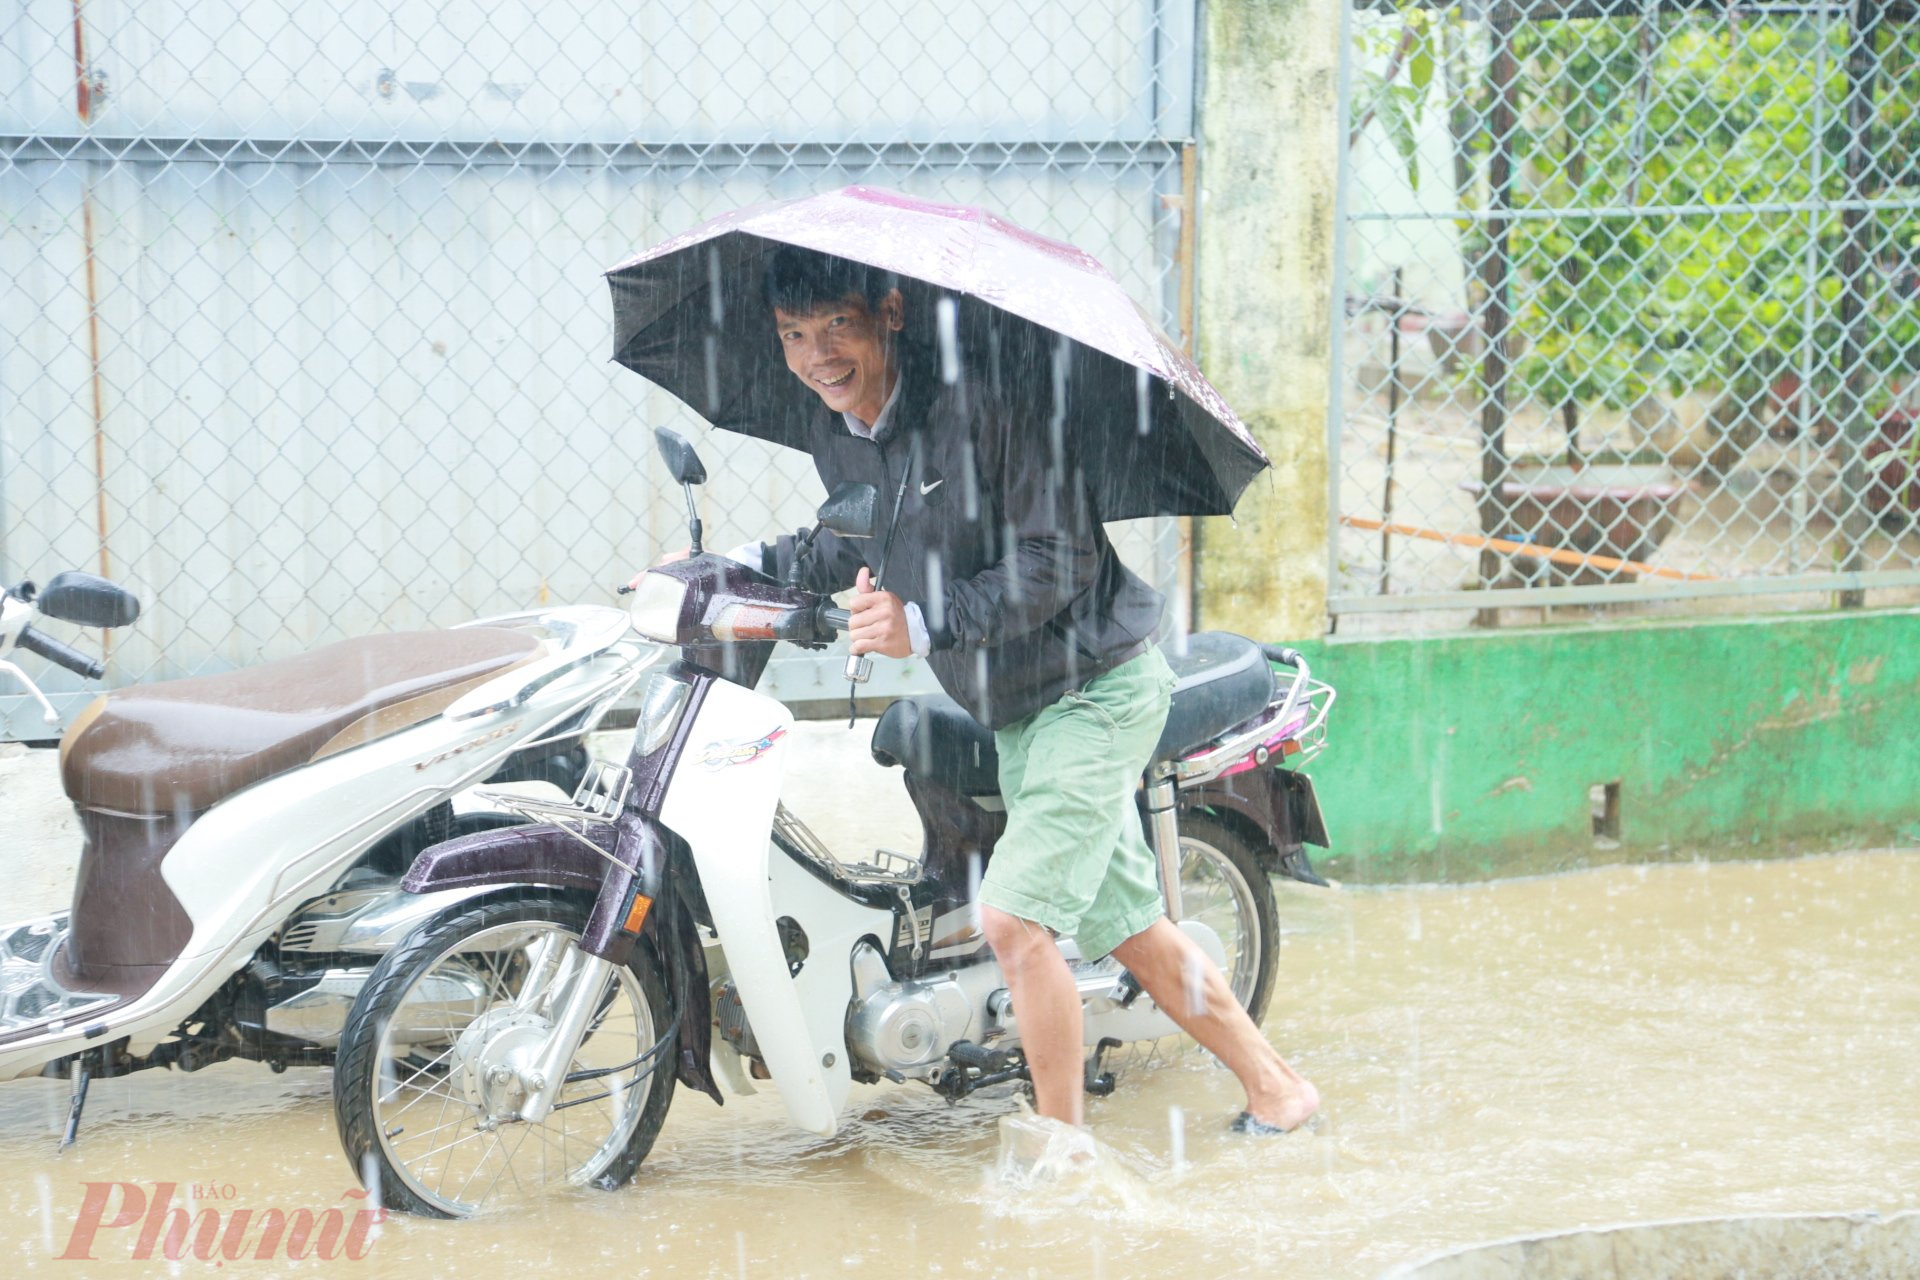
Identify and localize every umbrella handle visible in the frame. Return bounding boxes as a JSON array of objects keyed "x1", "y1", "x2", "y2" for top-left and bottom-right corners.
[{"x1": 843, "y1": 440, "x2": 914, "y2": 692}]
